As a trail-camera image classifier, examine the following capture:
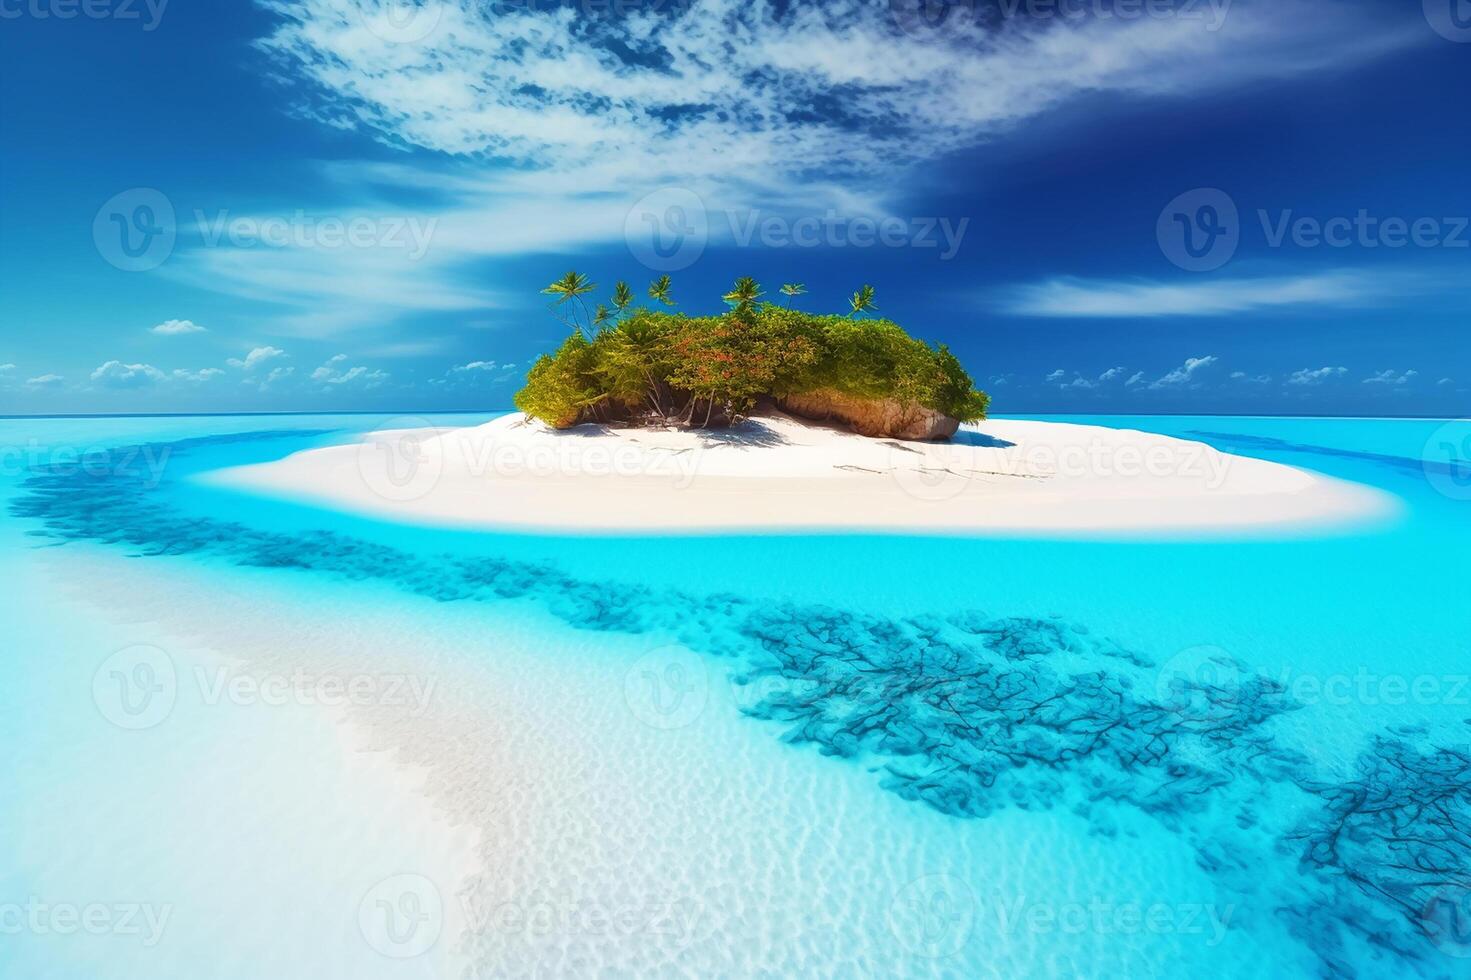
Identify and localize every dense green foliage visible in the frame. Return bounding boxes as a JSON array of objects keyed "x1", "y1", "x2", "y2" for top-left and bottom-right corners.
[{"x1": 514, "y1": 275, "x2": 990, "y2": 431}]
